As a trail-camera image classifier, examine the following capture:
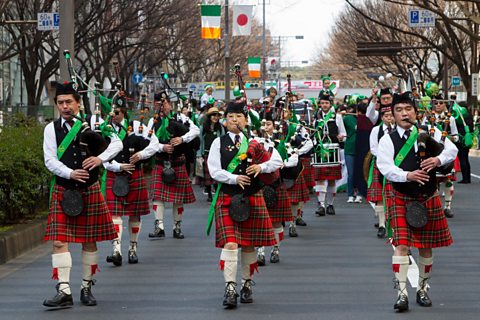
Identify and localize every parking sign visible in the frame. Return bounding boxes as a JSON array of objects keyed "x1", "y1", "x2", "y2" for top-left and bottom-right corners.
[
  {"x1": 408, "y1": 9, "x2": 435, "y2": 28},
  {"x1": 37, "y1": 12, "x2": 59, "y2": 31}
]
